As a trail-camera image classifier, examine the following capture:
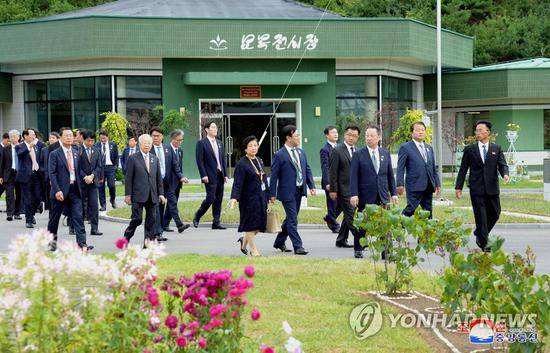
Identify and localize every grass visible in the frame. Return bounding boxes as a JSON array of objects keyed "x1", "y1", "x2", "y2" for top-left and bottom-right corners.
[
  {"x1": 108, "y1": 194, "x2": 549, "y2": 224},
  {"x1": 441, "y1": 176, "x2": 543, "y2": 190},
  {"x1": 157, "y1": 254, "x2": 441, "y2": 353}
]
